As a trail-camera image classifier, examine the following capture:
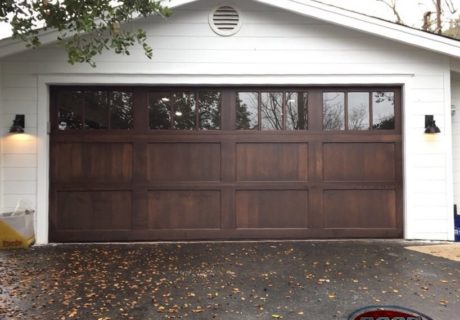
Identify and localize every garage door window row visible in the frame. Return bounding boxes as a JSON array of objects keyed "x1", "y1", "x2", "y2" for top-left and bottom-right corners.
[
  {"x1": 323, "y1": 91, "x2": 395, "y2": 131},
  {"x1": 53, "y1": 88, "x2": 396, "y2": 132},
  {"x1": 149, "y1": 91, "x2": 222, "y2": 130},
  {"x1": 56, "y1": 89, "x2": 134, "y2": 130}
]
